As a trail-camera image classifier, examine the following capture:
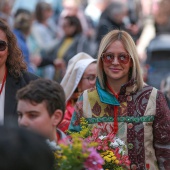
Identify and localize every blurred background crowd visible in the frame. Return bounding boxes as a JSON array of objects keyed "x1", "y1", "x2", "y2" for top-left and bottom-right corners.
[{"x1": 0, "y1": 0, "x2": 170, "y2": 90}]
